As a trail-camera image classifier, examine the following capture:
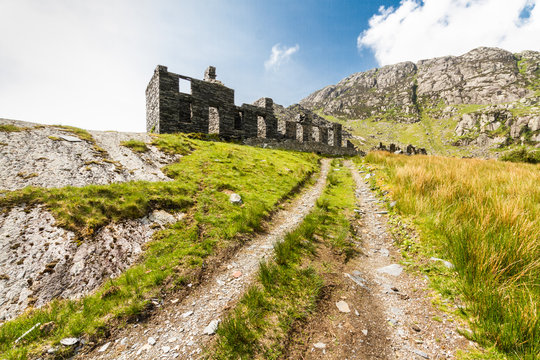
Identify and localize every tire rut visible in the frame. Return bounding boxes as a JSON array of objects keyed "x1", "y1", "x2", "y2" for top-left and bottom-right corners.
[{"x1": 345, "y1": 160, "x2": 471, "y2": 359}]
